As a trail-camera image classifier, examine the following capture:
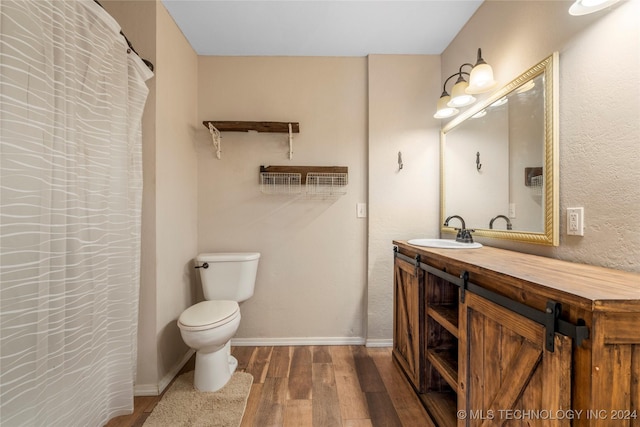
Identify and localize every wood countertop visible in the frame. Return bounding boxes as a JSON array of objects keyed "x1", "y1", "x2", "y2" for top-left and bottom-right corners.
[{"x1": 394, "y1": 240, "x2": 640, "y2": 312}]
